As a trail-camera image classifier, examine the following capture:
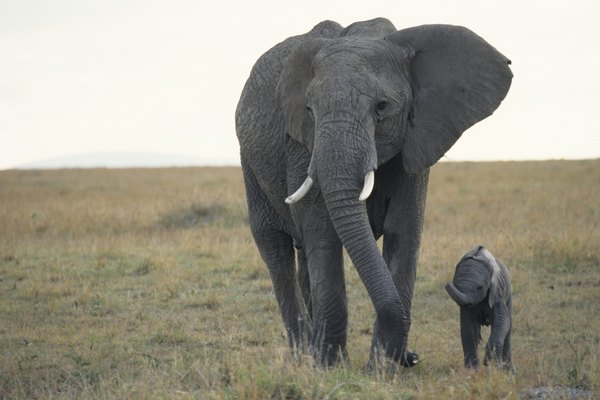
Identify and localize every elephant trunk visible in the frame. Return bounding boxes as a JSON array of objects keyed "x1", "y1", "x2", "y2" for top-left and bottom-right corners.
[
  {"x1": 313, "y1": 115, "x2": 409, "y2": 361},
  {"x1": 445, "y1": 282, "x2": 472, "y2": 306}
]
